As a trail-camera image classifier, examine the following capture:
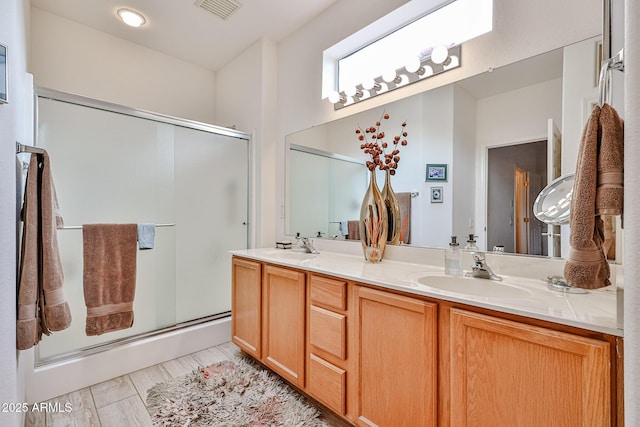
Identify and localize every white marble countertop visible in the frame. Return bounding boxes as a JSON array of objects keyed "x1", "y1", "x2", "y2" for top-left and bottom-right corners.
[{"x1": 232, "y1": 247, "x2": 622, "y2": 337}]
